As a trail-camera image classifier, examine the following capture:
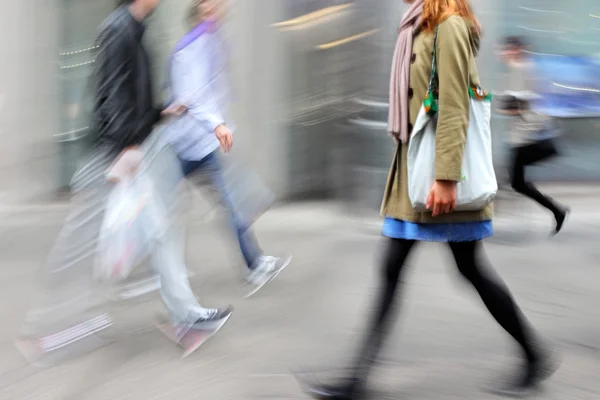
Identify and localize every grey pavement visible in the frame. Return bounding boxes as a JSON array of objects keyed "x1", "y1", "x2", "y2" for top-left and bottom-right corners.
[{"x1": 1, "y1": 195, "x2": 600, "y2": 399}]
